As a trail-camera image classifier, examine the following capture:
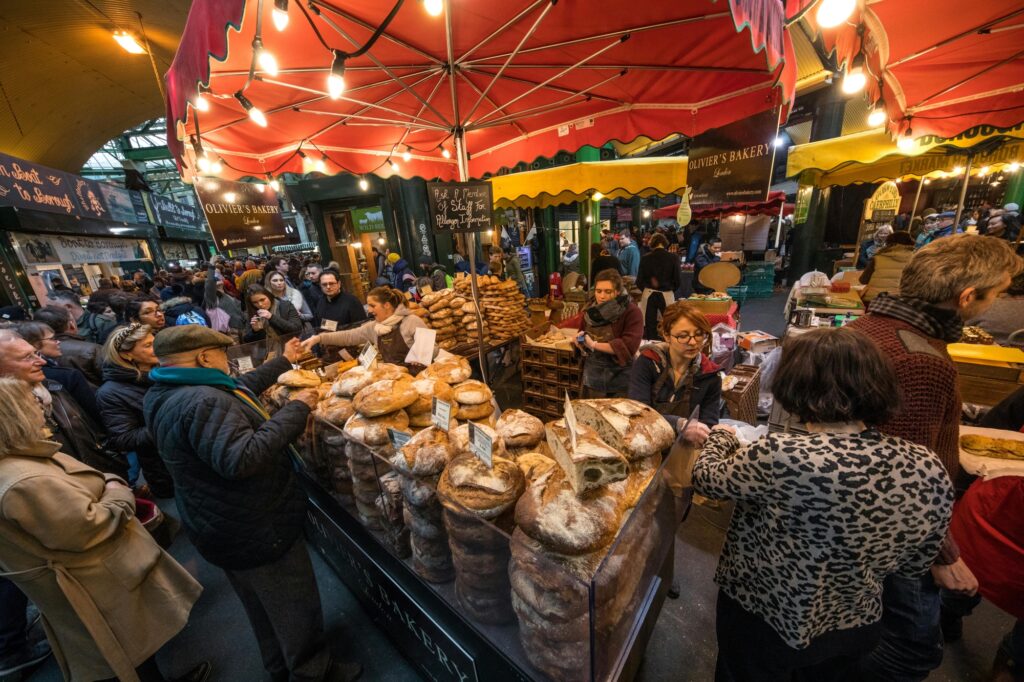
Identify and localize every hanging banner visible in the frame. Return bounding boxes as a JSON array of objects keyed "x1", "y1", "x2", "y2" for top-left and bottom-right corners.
[
  {"x1": 195, "y1": 179, "x2": 297, "y2": 250},
  {"x1": 146, "y1": 192, "x2": 205, "y2": 231},
  {"x1": 426, "y1": 182, "x2": 493, "y2": 234},
  {"x1": 10, "y1": 232, "x2": 148, "y2": 264},
  {"x1": 863, "y1": 181, "x2": 901, "y2": 222},
  {"x1": 686, "y1": 108, "x2": 778, "y2": 205}
]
